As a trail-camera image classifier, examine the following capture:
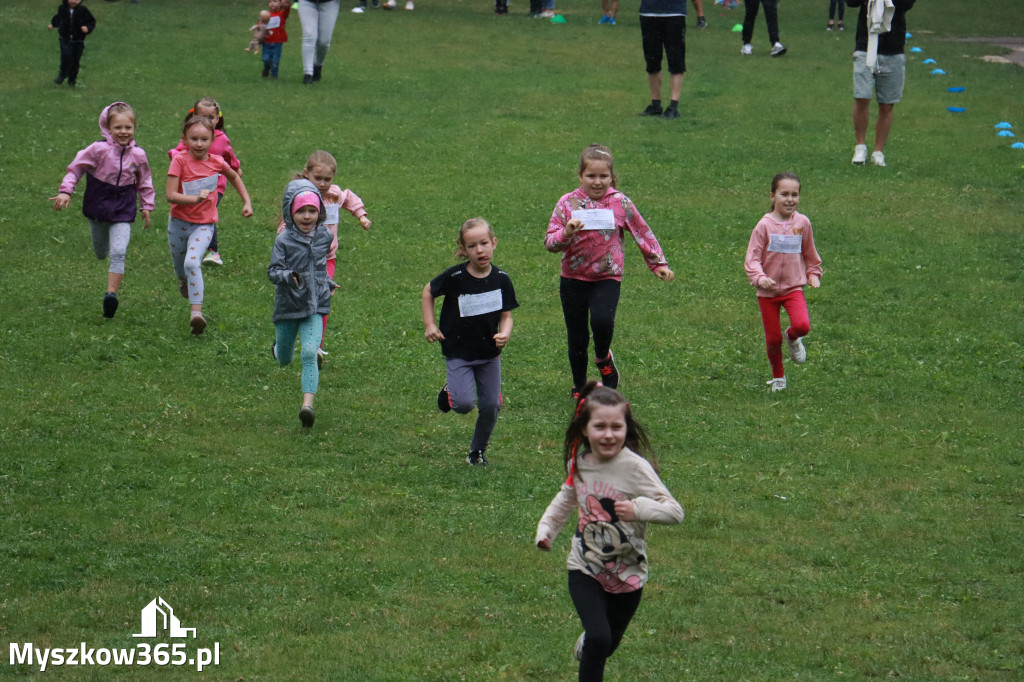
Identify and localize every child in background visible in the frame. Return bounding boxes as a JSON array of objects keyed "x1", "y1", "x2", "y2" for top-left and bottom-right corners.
[
  {"x1": 168, "y1": 98, "x2": 242, "y2": 267},
  {"x1": 422, "y1": 218, "x2": 518, "y2": 466},
  {"x1": 290, "y1": 150, "x2": 372, "y2": 361},
  {"x1": 48, "y1": 0, "x2": 96, "y2": 87},
  {"x1": 166, "y1": 115, "x2": 253, "y2": 335},
  {"x1": 744, "y1": 172, "x2": 822, "y2": 392},
  {"x1": 536, "y1": 382, "x2": 683, "y2": 682},
  {"x1": 268, "y1": 180, "x2": 335, "y2": 428},
  {"x1": 263, "y1": 0, "x2": 290, "y2": 78},
  {"x1": 49, "y1": 102, "x2": 155, "y2": 319},
  {"x1": 545, "y1": 144, "x2": 674, "y2": 399},
  {"x1": 246, "y1": 10, "x2": 271, "y2": 53}
]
